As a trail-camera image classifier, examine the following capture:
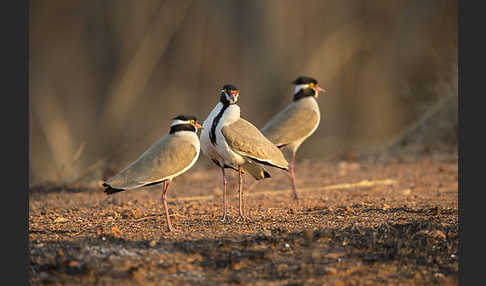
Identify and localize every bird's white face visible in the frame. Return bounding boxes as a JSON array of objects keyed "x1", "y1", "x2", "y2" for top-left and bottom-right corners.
[
  {"x1": 222, "y1": 89, "x2": 240, "y2": 104},
  {"x1": 294, "y1": 83, "x2": 326, "y2": 98}
]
